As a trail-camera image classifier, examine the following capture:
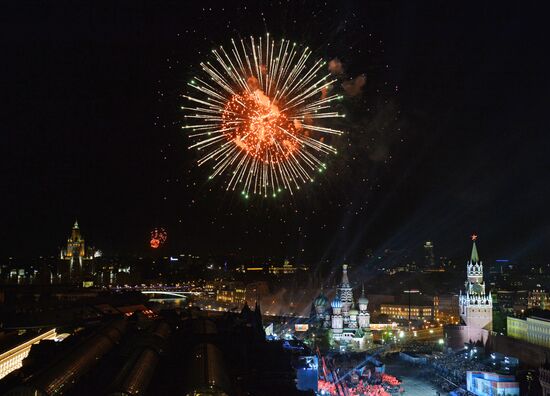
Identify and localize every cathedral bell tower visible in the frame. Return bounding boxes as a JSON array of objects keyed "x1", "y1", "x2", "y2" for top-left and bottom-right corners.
[{"x1": 337, "y1": 264, "x2": 354, "y2": 324}]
